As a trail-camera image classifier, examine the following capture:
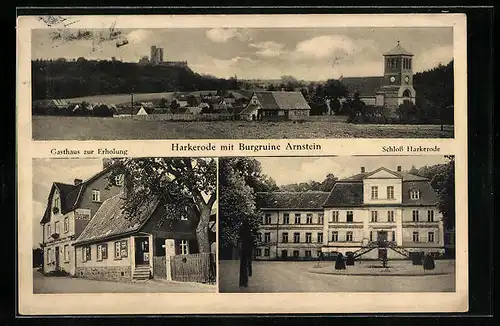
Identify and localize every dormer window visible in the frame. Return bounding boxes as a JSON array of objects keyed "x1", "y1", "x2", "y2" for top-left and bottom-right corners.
[
  {"x1": 114, "y1": 174, "x2": 124, "y2": 186},
  {"x1": 410, "y1": 189, "x2": 420, "y2": 200},
  {"x1": 92, "y1": 189, "x2": 101, "y2": 202}
]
